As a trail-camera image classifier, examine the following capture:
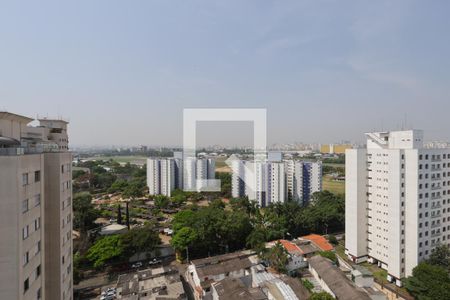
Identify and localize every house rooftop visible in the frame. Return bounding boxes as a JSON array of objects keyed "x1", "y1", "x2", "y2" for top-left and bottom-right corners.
[
  {"x1": 299, "y1": 234, "x2": 333, "y2": 252},
  {"x1": 197, "y1": 257, "x2": 253, "y2": 278},
  {"x1": 309, "y1": 256, "x2": 371, "y2": 300},
  {"x1": 212, "y1": 278, "x2": 267, "y2": 300}
]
